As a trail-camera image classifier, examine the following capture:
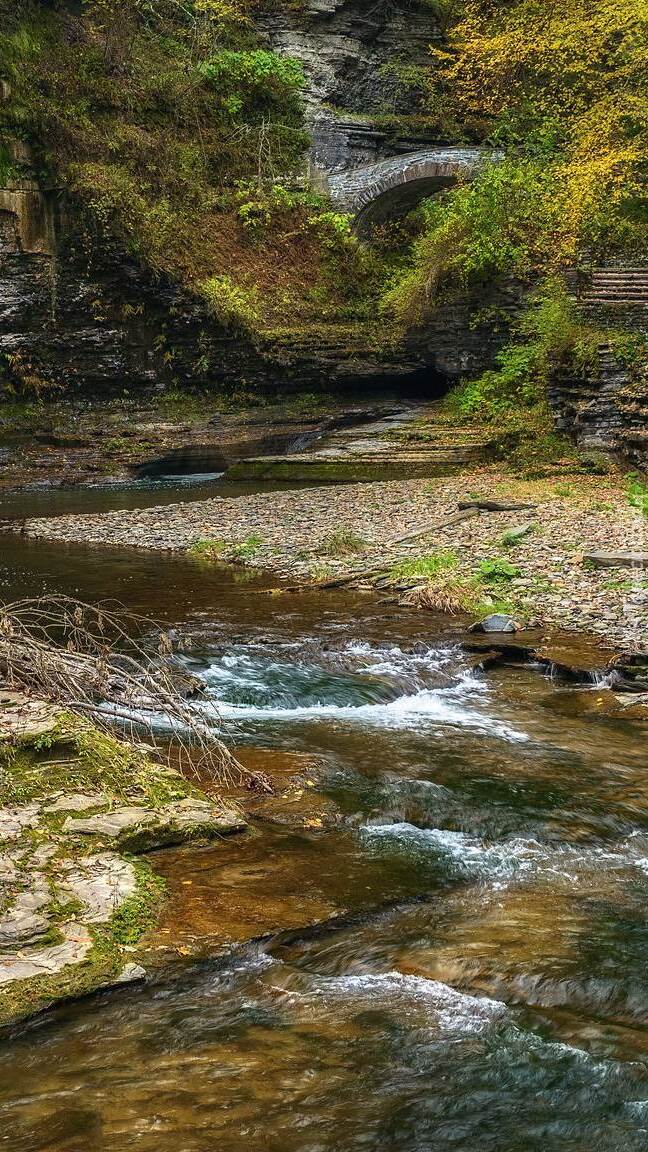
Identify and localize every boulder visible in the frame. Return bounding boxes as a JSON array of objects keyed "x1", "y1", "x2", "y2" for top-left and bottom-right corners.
[
  {"x1": 501, "y1": 522, "x2": 536, "y2": 544},
  {"x1": 44, "y1": 792, "x2": 108, "y2": 814},
  {"x1": 60, "y1": 853, "x2": 138, "y2": 923},
  {"x1": 0, "y1": 877, "x2": 51, "y2": 948},
  {"x1": 470, "y1": 614, "x2": 519, "y2": 634},
  {"x1": 584, "y1": 551, "x2": 648, "y2": 568},
  {"x1": 0, "y1": 923, "x2": 93, "y2": 985}
]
